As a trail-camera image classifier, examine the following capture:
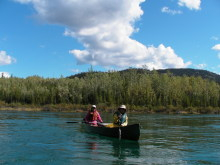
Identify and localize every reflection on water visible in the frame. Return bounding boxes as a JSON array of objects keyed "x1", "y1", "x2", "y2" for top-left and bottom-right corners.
[
  {"x1": 86, "y1": 141, "x2": 98, "y2": 150},
  {"x1": 111, "y1": 140, "x2": 140, "y2": 165},
  {"x1": 0, "y1": 111, "x2": 220, "y2": 164},
  {"x1": 111, "y1": 140, "x2": 140, "y2": 158},
  {"x1": 73, "y1": 133, "x2": 140, "y2": 165}
]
